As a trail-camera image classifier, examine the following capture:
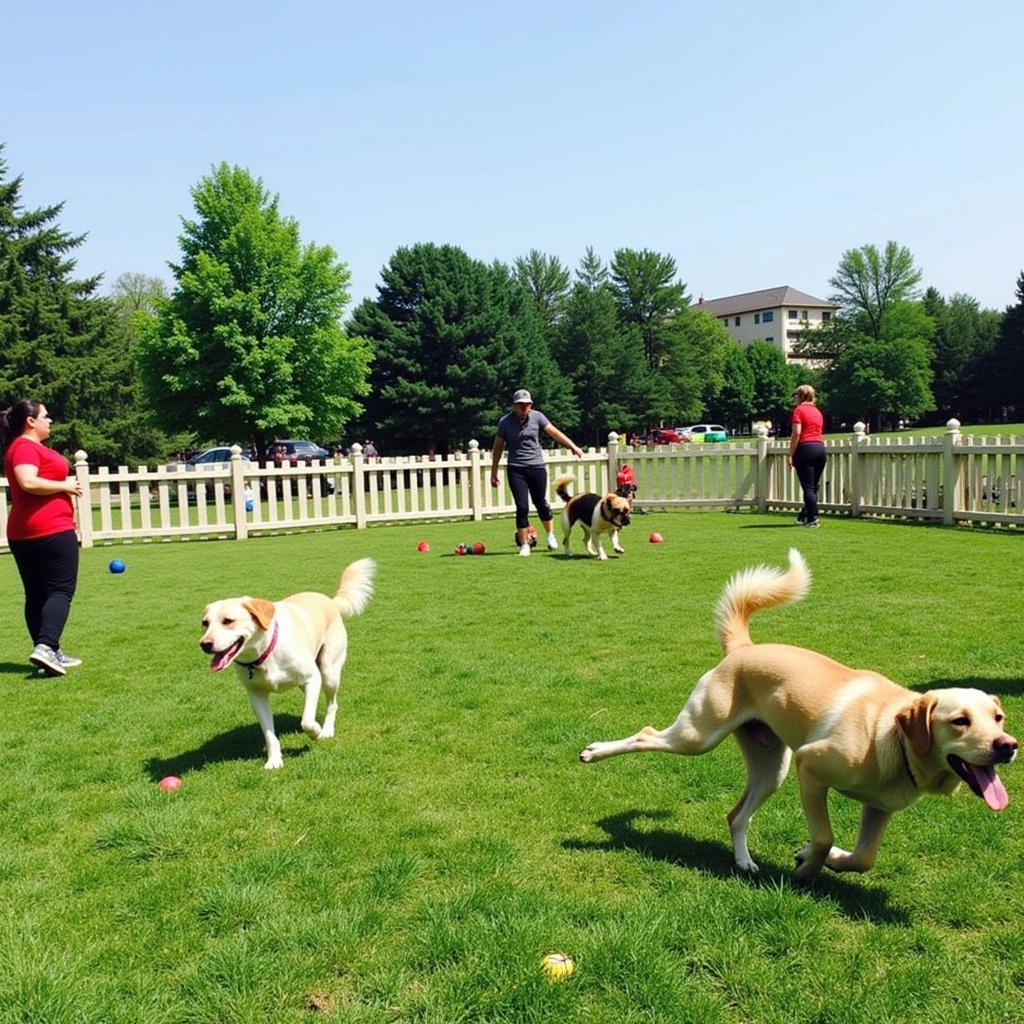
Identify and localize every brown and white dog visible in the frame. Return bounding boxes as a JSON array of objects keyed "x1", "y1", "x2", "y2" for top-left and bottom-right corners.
[
  {"x1": 580, "y1": 549, "x2": 1017, "y2": 880},
  {"x1": 199, "y1": 558, "x2": 375, "y2": 769},
  {"x1": 554, "y1": 473, "x2": 631, "y2": 560}
]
